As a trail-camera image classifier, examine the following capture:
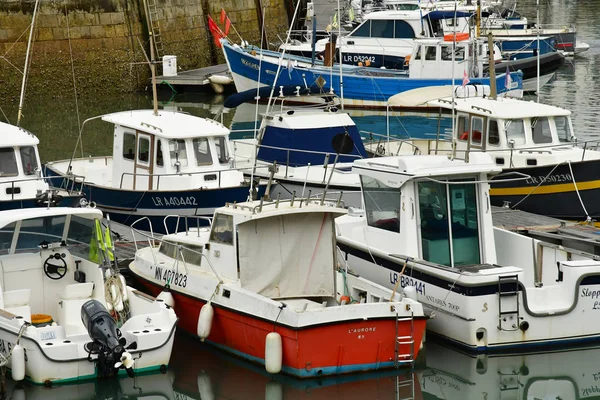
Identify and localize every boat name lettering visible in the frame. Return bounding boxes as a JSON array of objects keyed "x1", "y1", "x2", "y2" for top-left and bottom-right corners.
[
  {"x1": 425, "y1": 295, "x2": 460, "y2": 312},
  {"x1": 525, "y1": 174, "x2": 572, "y2": 185},
  {"x1": 39, "y1": 331, "x2": 57, "y2": 341},
  {"x1": 342, "y1": 54, "x2": 376, "y2": 64},
  {"x1": 151, "y1": 196, "x2": 198, "y2": 207},
  {"x1": 348, "y1": 327, "x2": 376, "y2": 334},
  {"x1": 0, "y1": 339, "x2": 12, "y2": 354},
  {"x1": 581, "y1": 288, "x2": 600, "y2": 299},
  {"x1": 154, "y1": 266, "x2": 187, "y2": 288},
  {"x1": 389, "y1": 273, "x2": 426, "y2": 295},
  {"x1": 423, "y1": 375, "x2": 461, "y2": 391},
  {"x1": 583, "y1": 386, "x2": 600, "y2": 396},
  {"x1": 241, "y1": 58, "x2": 260, "y2": 71},
  {"x1": 174, "y1": 392, "x2": 194, "y2": 400}
]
